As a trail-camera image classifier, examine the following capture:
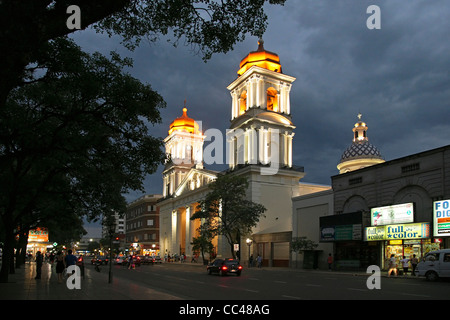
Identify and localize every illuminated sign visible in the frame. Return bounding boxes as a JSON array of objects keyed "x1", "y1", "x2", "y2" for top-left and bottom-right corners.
[
  {"x1": 365, "y1": 222, "x2": 430, "y2": 241},
  {"x1": 433, "y1": 200, "x2": 450, "y2": 237},
  {"x1": 370, "y1": 203, "x2": 414, "y2": 226},
  {"x1": 28, "y1": 228, "x2": 49, "y2": 242}
]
